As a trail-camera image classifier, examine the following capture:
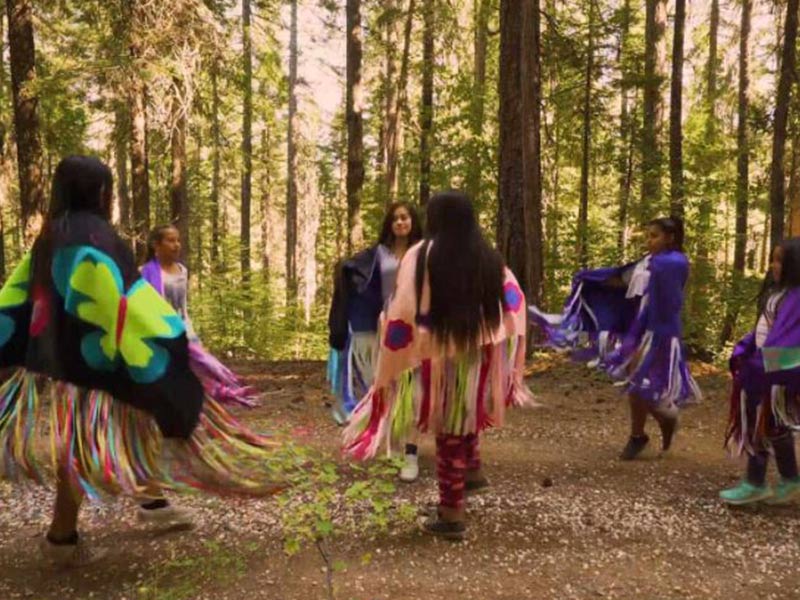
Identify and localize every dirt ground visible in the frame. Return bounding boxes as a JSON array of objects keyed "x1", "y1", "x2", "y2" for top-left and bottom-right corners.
[{"x1": 2, "y1": 355, "x2": 800, "y2": 600}]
